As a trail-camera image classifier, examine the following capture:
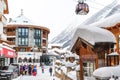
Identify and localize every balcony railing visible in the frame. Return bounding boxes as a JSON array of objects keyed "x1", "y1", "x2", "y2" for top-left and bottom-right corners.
[
  {"x1": 8, "y1": 41, "x2": 15, "y2": 45},
  {"x1": 43, "y1": 34, "x2": 47, "y2": 38},
  {"x1": 42, "y1": 43, "x2": 46, "y2": 46},
  {"x1": 7, "y1": 32, "x2": 16, "y2": 36}
]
